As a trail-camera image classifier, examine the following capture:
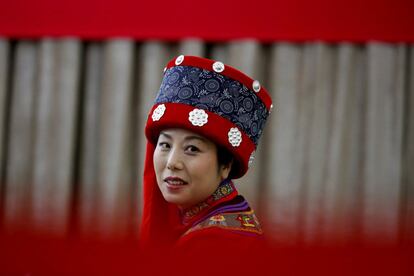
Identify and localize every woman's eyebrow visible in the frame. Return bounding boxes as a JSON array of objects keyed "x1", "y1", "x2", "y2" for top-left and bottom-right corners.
[
  {"x1": 184, "y1": 135, "x2": 207, "y2": 143},
  {"x1": 159, "y1": 132, "x2": 207, "y2": 143},
  {"x1": 159, "y1": 132, "x2": 172, "y2": 139}
]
